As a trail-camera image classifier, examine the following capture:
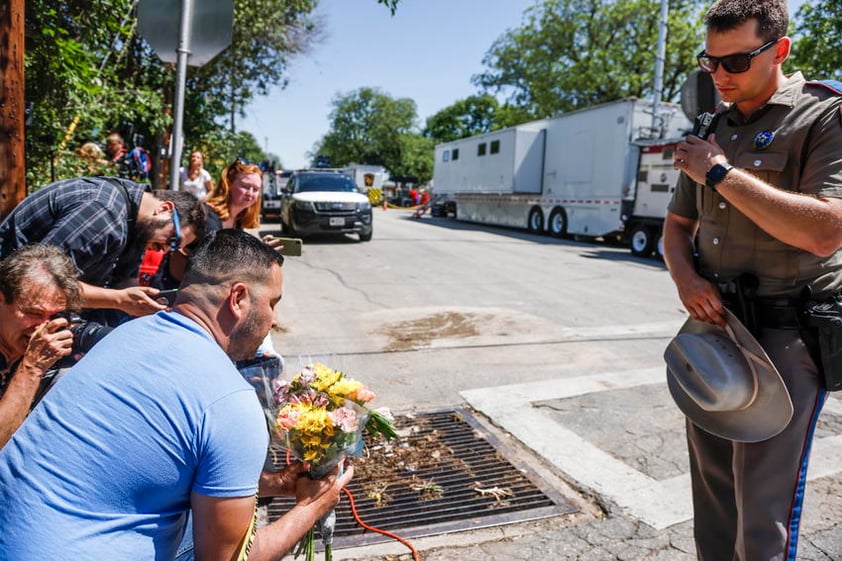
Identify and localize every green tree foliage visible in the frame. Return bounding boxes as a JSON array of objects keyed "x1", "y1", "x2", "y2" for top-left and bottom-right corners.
[
  {"x1": 491, "y1": 103, "x2": 537, "y2": 129},
  {"x1": 315, "y1": 87, "x2": 434, "y2": 182},
  {"x1": 376, "y1": 0, "x2": 400, "y2": 14},
  {"x1": 191, "y1": 129, "x2": 272, "y2": 181},
  {"x1": 472, "y1": 0, "x2": 707, "y2": 118},
  {"x1": 423, "y1": 94, "x2": 500, "y2": 143},
  {"x1": 423, "y1": 94, "x2": 537, "y2": 143},
  {"x1": 24, "y1": 0, "x2": 170, "y2": 187},
  {"x1": 394, "y1": 133, "x2": 434, "y2": 181},
  {"x1": 180, "y1": 0, "x2": 320, "y2": 155},
  {"x1": 23, "y1": 0, "x2": 327, "y2": 188},
  {"x1": 789, "y1": 0, "x2": 842, "y2": 81}
]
